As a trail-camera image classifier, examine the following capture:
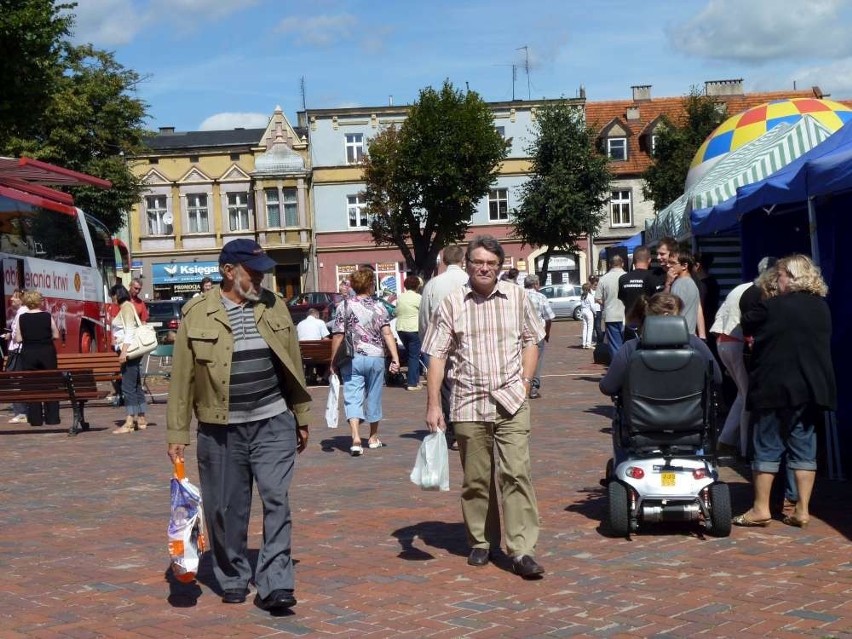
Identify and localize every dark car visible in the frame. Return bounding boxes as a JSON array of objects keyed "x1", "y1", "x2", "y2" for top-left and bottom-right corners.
[
  {"x1": 286, "y1": 292, "x2": 340, "y2": 324},
  {"x1": 145, "y1": 299, "x2": 185, "y2": 343}
]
